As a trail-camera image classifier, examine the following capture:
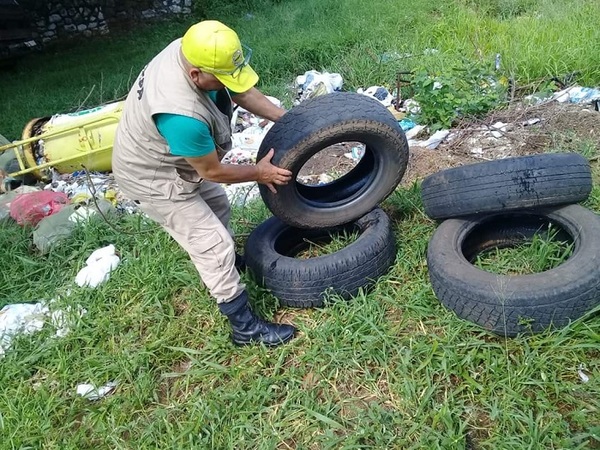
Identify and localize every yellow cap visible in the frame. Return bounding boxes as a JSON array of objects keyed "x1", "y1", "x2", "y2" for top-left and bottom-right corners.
[{"x1": 181, "y1": 20, "x2": 258, "y2": 93}]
